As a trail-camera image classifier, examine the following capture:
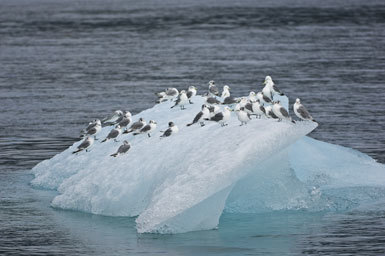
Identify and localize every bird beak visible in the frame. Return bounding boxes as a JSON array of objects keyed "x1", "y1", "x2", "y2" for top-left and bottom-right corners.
[{"x1": 263, "y1": 81, "x2": 266, "y2": 85}]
